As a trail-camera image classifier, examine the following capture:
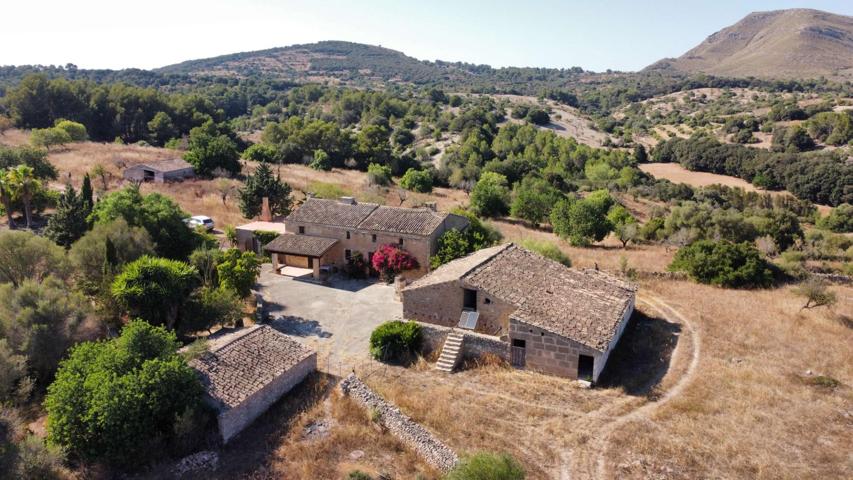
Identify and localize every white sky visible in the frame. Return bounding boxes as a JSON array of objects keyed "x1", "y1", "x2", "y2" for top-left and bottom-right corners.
[{"x1": 3, "y1": 0, "x2": 852, "y2": 72}]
